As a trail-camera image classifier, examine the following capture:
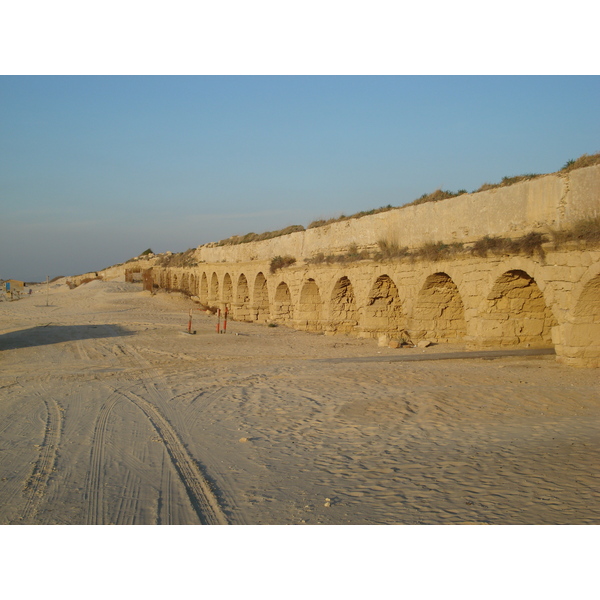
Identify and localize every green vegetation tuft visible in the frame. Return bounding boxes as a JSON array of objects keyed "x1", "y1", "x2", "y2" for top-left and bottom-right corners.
[{"x1": 560, "y1": 153, "x2": 600, "y2": 173}]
